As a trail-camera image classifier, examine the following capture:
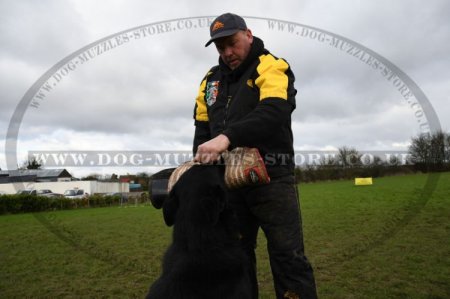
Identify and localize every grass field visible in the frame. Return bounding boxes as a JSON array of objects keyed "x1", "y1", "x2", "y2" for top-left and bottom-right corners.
[{"x1": 0, "y1": 172, "x2": 449, "y2": 298}]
